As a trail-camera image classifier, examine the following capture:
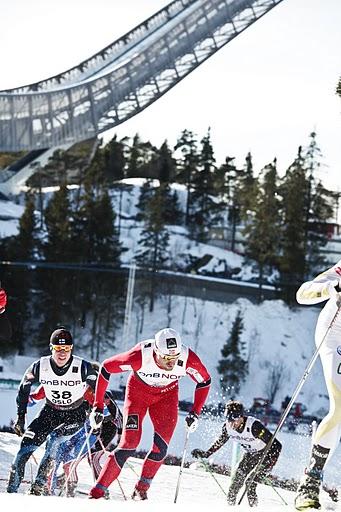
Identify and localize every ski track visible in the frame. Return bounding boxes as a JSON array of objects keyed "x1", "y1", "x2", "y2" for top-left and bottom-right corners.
[{"x1": 0, "y1": 433, "x2": 340, "y2": 511}]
